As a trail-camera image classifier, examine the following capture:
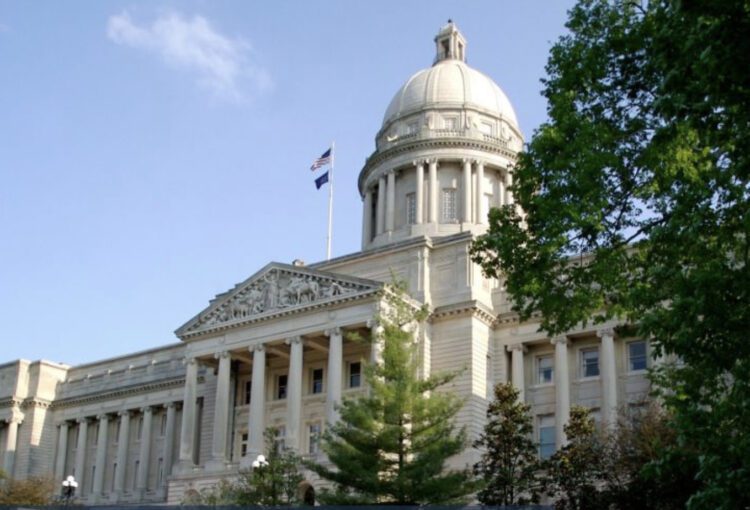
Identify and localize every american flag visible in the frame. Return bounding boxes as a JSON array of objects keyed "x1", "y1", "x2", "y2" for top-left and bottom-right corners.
[{"x1": 310, "y1": 148, "x2": 332, "y2": 171}]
